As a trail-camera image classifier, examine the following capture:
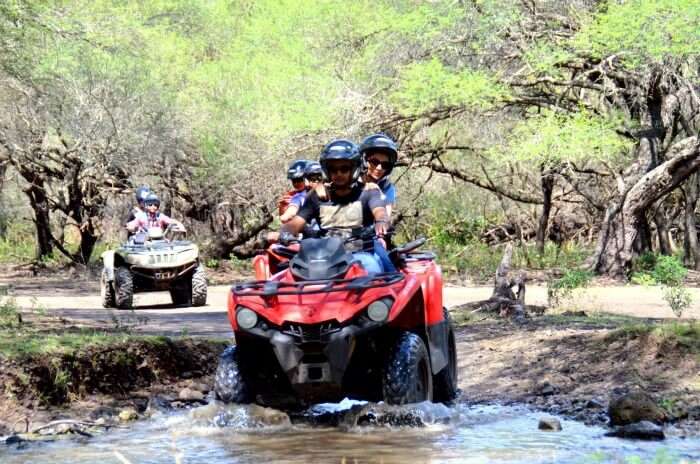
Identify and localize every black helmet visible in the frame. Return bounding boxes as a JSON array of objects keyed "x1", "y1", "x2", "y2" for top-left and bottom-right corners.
[
  {"x1": 319, "y1": 139, "x2": 361, "y2": 182},
  {"x1": 304, "y1": 161, "x2": 323, "y2": 179},
  {"x1": 144, "y1": 193, "x2": 160, "y2": 207},
  {"x1": 287, "y1": 160, "x2": 309, "y2": 180},
  {"x1": 135, "y1": 185, "x2": 151, "y2": 204},
  {"x1": 359, "y1": 133, "x2": 398, "y2": 176}
]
